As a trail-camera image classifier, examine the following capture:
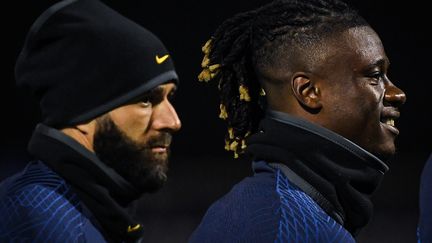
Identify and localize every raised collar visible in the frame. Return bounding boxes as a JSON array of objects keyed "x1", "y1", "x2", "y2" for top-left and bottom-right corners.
[
  {"x1": 246, "y1": 110, "x2": 388, "y2": 235},
  {"x1": 266, "y1": 110, "x2": 388, "y2": 173},
  {"x1": 27, "y1": 123, "x2": 143, "y2": 242}
]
